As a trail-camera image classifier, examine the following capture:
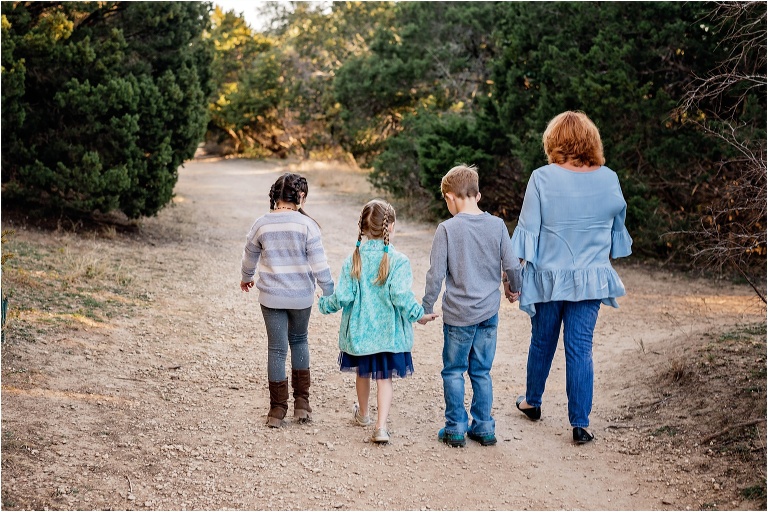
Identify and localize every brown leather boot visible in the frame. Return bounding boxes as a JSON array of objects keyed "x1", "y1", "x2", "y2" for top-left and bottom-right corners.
[
  {"x1": 267, "y1": 379, "x2": 289, "y2": 428},
  {"x1": 291, "y1": 368, "x2": 312, "y2": 423}
]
